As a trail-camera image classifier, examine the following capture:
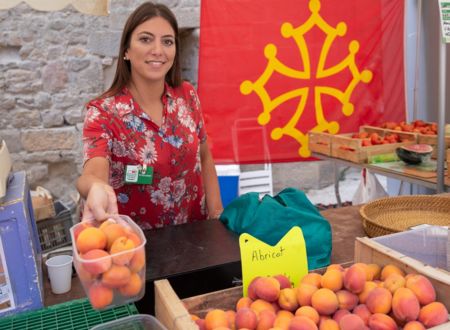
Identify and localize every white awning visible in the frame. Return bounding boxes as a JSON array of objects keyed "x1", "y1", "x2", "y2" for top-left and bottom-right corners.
[{"x1": 0, "y1": 0, "x2": 109, "y2": 16}]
